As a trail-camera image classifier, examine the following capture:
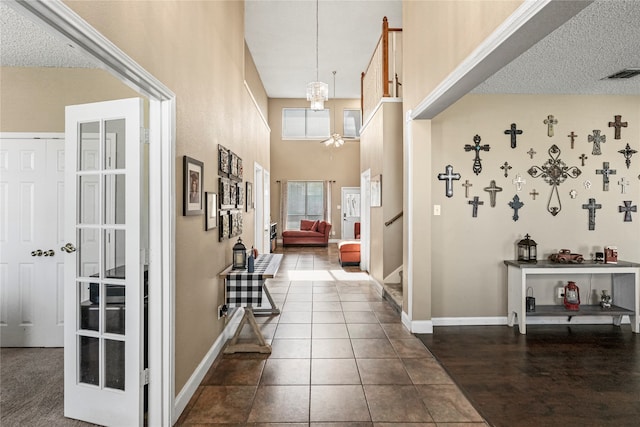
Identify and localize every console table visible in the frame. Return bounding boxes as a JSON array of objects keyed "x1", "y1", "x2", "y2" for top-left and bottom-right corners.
[
  {"x1": 219, "y1": 253, "x2": 283, "y2": 353},
  {"x1": 505, "y1": 260, "x2": 640, "y2": 334}
]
